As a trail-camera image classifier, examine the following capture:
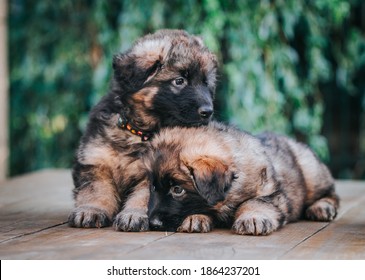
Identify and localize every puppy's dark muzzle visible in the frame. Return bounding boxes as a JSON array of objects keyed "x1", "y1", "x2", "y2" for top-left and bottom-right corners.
[{"x1": 194, "y1": 85, "x2": 213, "y2": 122}]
